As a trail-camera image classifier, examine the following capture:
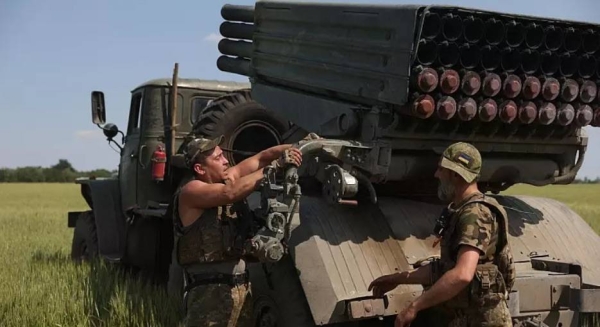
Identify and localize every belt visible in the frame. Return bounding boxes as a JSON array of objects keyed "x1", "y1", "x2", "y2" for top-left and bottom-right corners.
[{"x1": 186, "y1": 271, "x2": 249, "y2": 290}]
